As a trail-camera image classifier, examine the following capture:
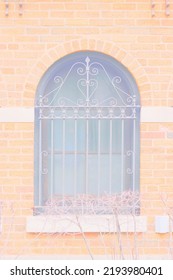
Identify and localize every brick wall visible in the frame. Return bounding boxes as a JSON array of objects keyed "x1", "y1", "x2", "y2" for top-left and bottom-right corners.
[{"x1": 0, "y1": 0, "x2": 173, "y2": 258}]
